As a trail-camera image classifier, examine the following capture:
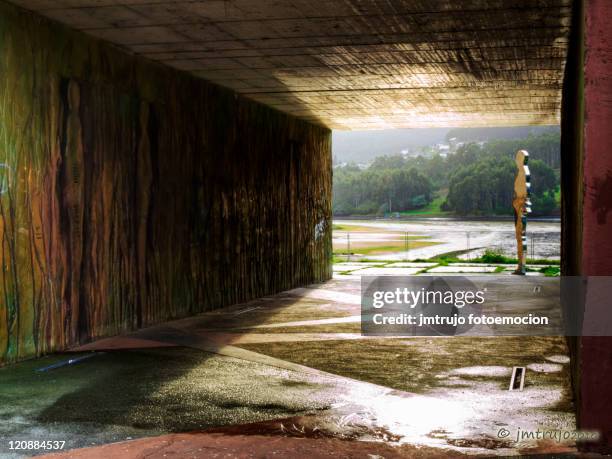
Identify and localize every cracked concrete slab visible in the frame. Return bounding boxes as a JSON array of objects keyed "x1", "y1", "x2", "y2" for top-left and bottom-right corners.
[
  {"x1": 350, "y1": 267, "x2": 423, "y2": 275},
  {"x1": 428, "y1": 266, "x2": 500, "y2": 273},
  {"x1": 386, "y1": 262, "x2": 439, "y2": 268}
]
